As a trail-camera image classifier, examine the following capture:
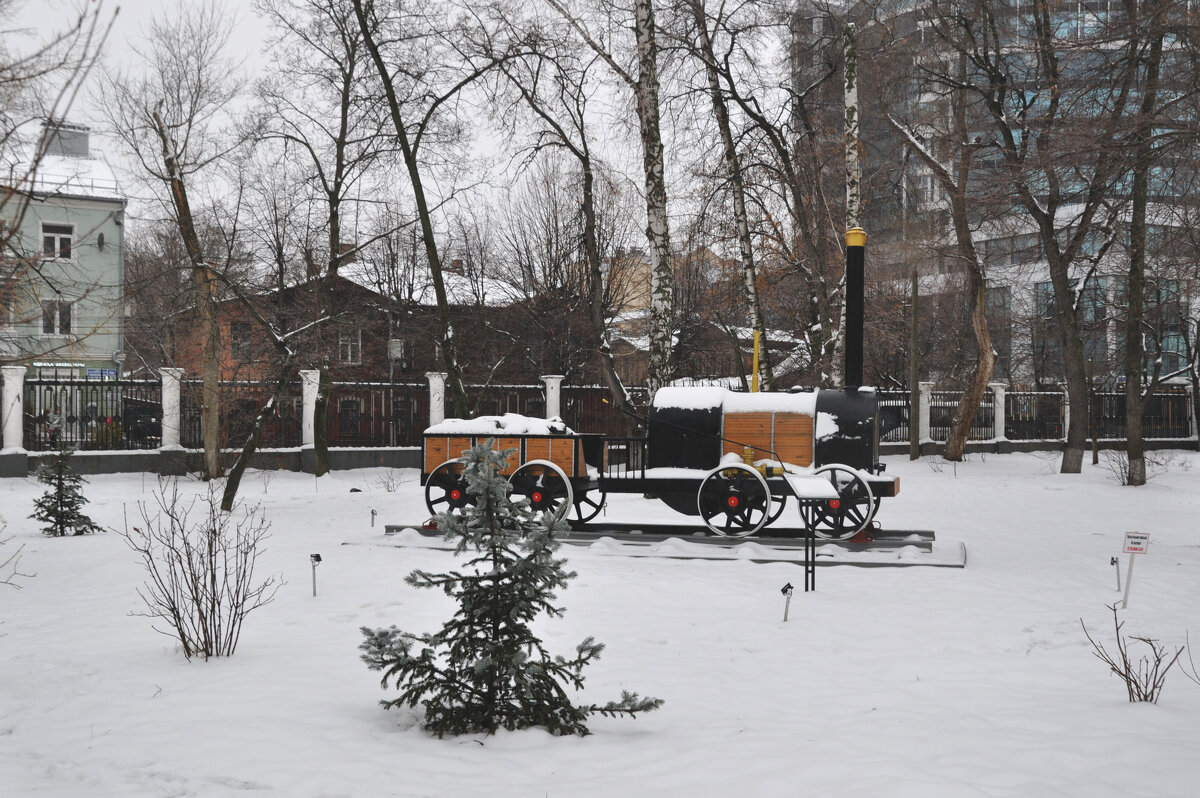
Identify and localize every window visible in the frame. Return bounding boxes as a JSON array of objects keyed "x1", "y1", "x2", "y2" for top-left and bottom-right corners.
[
  {"x1": 231, "y1": 321, "x2": 253, "y2": 361},
  {"x1": 41, "y1": 299, "x2": 72, "y2": 335},
  {"x1": 338, "y1": 328, "x2": 361, "y2": 364},
  {"x1": 42, "y1": 223, "x2": 73, "y2": 259}
]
